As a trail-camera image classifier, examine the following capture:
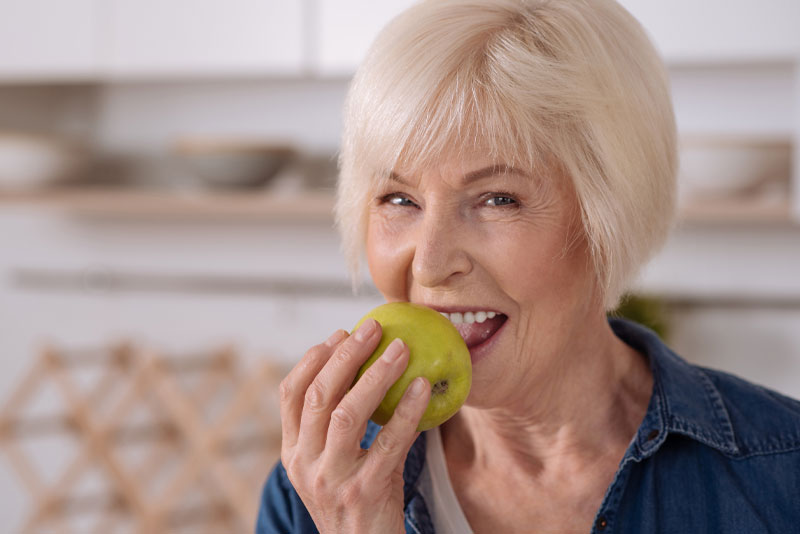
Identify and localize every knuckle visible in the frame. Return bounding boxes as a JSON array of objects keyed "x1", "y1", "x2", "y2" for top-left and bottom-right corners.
[
  {"x1": 280, "y1": 450, "x2": 290, "y2": 468},
  {"x1": 393, "y1": 396, "x2": 420, "y2": 420},
  {"x1": 304, "y1": 341, "x2": 329, "y2": 360},
  {"x1": 304, "y1": 383, "x2": 328, "y2": 412},
  {"x1": 310, "y1": 473, "x2": 331, "y2": 496},
  {"x1": 283, "y1": 457, "x2": 301, "y2": 486},
  {"x1": 284, "y1": 462, "x2": 298, "y2": 484},
  {"x1": 329, "y1": 405, "x2": 357, "y2": 433},
  {"x1": 332, "y1": 345, "x2": 358, "y2": 369},
  {"x1": 337, "y1": 481, "x2": 362, "y2": 507},
  {"x1": 299, "y1": 345, "x2": 328, "y2": 372},
  {"x1": 358, "y1": 365, "x2": 385, "y2": 388},
  {"x1": 278, "y1": 377, "x2": 293, "y2": 403},
  {"x1": 373, "y1": 430, "x2": 402, "y2": 457}
]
